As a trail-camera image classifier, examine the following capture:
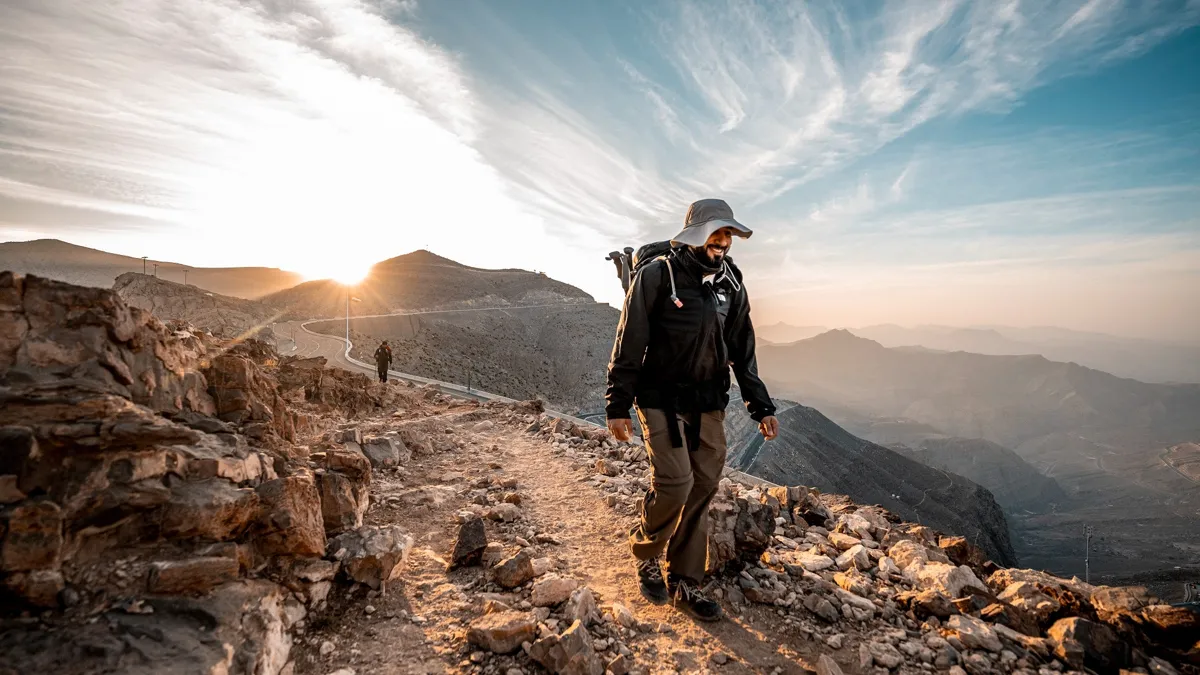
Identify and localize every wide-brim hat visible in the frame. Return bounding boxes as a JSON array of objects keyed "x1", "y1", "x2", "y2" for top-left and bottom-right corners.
[{"x1": 670, "y1": 198, "x2": 753, "y2": 248}]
